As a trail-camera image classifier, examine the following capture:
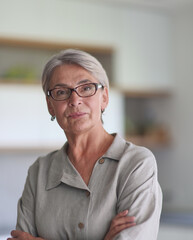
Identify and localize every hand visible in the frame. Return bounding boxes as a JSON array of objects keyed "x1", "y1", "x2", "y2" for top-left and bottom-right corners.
[
  {"x1": 7, "y1": 230, "x2": 44, "y2": 240},
  {"x1": 104, "y1": 210, "x2": 136, "y2": 240}
]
